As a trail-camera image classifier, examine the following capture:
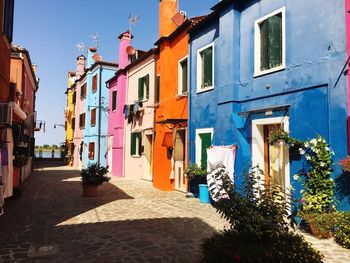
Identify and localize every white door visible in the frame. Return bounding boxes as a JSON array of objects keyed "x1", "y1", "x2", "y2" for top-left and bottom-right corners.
[
  {"x1": 107, "y1": 136, "x2": 113, "y2": 172},
  {"x1": 174, "y1": 130, "x2": 186, "y2": 192},
  {"x1": 142, "y1": 134, "x2": 153, "y2": 181}
]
